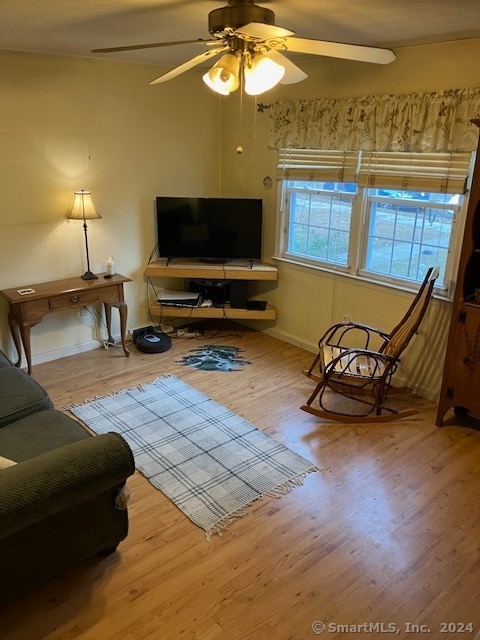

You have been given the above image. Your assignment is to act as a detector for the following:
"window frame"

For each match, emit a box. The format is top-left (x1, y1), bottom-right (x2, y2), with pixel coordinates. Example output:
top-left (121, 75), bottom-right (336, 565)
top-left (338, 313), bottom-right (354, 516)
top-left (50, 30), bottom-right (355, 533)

top-left (276, 175), bottom-right (468, 300)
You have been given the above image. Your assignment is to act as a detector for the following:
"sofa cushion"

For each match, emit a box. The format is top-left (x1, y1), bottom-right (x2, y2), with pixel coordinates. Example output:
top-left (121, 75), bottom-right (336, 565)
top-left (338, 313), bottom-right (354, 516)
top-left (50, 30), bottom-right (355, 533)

top-left (0, 409), bottom-right (91, 462)
top-left (0, 367), bottom-right (54, 427)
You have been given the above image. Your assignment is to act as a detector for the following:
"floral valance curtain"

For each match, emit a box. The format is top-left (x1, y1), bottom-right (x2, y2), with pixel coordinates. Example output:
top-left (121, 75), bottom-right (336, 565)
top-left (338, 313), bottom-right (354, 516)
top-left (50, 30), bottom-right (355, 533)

top-left (269, 87), bottom-right (480, 152)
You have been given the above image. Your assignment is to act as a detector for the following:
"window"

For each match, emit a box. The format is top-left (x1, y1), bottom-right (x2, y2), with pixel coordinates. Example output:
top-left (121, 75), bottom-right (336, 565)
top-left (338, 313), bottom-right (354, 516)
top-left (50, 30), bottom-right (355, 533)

top-left (363, 190), bottom-right (459, 283)
top-left (277, 149), bottom-right (473, 294)
top-left (286, 182), bottom-right (355, 267)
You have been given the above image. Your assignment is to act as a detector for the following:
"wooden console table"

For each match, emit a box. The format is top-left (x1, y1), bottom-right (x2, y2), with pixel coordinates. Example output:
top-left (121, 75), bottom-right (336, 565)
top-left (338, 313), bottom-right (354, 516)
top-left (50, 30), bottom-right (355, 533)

top-left (0, 273), bottom-right (131, 374)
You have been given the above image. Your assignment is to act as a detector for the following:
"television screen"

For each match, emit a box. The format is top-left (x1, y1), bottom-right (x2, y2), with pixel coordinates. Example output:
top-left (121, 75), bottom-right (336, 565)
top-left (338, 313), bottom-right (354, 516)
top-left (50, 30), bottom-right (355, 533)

top-left (156, 197), bottom-right (263, 262)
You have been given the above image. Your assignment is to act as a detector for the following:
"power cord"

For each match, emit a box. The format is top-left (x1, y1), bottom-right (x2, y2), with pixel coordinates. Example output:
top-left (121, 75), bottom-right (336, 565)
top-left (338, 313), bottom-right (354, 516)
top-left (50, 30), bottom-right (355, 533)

top-left (175, 328), bottom-right (200, 339)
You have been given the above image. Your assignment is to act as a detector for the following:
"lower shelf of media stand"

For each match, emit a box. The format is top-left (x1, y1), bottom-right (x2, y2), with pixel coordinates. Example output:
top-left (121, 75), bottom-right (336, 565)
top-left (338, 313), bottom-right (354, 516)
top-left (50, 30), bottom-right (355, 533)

top-left (149, 302), bottom-right (276, 321)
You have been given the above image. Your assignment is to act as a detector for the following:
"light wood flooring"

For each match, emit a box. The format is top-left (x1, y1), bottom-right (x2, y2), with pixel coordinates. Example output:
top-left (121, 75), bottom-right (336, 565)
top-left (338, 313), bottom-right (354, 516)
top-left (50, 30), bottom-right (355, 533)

top-left (2, 323), bottom-right (480, 640)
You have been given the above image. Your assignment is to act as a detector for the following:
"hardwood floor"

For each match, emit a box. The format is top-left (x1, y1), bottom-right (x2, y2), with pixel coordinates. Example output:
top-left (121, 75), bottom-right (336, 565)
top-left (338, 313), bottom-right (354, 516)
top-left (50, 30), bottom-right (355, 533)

top-left (2, 323), bottom-right (480, 640)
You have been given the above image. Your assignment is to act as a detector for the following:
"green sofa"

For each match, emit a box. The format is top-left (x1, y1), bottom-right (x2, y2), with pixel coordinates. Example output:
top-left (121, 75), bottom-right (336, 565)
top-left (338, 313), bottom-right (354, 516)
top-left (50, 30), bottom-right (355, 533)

top-left (0, 350), bottom-right (135, 606)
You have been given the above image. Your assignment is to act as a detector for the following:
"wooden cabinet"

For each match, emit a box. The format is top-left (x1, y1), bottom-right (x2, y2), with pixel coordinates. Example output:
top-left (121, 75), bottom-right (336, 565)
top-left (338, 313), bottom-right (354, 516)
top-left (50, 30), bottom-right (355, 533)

top-left (436, 120), bottom-right (480, 425)
top-left (144, 260), bottom-right (278, 321)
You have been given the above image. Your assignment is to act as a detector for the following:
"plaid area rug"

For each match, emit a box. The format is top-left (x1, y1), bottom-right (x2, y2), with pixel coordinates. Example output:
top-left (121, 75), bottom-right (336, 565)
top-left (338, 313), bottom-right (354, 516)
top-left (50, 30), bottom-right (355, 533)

top-left (68, 376), bottom-right (318, 539)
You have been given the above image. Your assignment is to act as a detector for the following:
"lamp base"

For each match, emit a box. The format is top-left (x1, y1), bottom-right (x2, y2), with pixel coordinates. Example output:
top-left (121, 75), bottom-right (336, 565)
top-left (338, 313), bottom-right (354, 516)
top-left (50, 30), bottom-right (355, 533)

top-left (81, 271), bottom-right (98, 281)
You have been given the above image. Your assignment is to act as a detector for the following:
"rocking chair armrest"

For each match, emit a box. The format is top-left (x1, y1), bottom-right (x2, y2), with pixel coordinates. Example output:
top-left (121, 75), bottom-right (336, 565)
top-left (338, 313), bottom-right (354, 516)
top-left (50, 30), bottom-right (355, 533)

top-left (319, 322), bottom-right (390, 349)
top-left (323, 346), bottom-right (398, 377)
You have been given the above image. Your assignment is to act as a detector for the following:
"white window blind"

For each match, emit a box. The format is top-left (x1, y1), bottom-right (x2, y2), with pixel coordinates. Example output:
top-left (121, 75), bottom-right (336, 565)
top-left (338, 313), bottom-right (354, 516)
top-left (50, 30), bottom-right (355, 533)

top-left (277, 149), bottom-right (359, 183)
top-left (356, 151), bottom-right (472, 194)
top-left (278, 149), bottom-right (473, 194)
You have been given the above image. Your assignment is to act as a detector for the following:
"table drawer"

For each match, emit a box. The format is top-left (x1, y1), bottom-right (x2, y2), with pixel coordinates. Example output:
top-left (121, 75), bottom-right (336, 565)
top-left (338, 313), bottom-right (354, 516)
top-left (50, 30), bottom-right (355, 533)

top-left (49, 287), bottom-right (118, 310)
top-left (14, 299), bottom-right (50, 323)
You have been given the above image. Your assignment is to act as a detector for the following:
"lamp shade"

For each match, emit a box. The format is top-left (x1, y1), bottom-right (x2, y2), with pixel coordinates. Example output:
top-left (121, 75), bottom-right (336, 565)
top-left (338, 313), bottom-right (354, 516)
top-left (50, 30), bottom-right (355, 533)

top-left (202, 53), bottom-right (240, 95)
top-left (244, 54), bottom-right (285, 96)
top-left (66, 190), bottom-right (102, 221)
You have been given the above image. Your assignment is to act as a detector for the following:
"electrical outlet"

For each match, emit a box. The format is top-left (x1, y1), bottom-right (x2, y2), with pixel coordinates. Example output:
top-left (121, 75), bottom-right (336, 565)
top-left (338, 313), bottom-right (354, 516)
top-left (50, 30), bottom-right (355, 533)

top-left (80, 307), bottom-right (89, 318)
top-left (342, 313), bottom-right (350, 323)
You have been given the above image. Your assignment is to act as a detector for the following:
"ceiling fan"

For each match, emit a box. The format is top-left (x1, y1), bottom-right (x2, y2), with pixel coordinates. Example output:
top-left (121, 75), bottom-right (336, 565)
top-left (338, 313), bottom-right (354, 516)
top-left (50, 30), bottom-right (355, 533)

top-left (92, 0), bottom-right (396, 96)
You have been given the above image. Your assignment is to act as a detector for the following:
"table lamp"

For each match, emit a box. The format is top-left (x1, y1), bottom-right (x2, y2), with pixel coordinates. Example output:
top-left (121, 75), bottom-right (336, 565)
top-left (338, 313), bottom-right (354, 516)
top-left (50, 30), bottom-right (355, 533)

top-left (66, 190), bottom-right (102, 280)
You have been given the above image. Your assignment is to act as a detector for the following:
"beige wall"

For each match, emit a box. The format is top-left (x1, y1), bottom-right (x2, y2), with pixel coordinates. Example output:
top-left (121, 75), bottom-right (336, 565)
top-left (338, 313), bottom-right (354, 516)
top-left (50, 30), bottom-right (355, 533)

top-left (0, 50), bottom-right (221, 364)
top-left (219, 39), bottom-right (480, 400)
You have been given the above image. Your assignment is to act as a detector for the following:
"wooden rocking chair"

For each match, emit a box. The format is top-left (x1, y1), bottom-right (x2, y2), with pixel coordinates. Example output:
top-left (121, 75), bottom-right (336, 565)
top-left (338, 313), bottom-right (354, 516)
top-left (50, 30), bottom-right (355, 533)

top-left (301, 267), bottom-right (439, 423)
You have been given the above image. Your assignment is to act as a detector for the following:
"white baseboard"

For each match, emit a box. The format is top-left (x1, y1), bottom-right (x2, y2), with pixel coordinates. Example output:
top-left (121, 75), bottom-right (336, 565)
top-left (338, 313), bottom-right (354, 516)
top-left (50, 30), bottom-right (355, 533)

top-left (31, 339), bottom-right (103, 366)
top-left (241, 320), bottom-right (317, 354)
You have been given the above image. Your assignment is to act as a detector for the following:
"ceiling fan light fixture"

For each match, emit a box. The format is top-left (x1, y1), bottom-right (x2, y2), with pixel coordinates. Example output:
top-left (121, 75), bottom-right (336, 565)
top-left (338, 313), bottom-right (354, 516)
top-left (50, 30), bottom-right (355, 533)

top-left (202, 52), bottom-right (240, 95)
top-left (94, 2), bottom-right (397, 91)
top-left (243, 52), bottom-right (285, 96)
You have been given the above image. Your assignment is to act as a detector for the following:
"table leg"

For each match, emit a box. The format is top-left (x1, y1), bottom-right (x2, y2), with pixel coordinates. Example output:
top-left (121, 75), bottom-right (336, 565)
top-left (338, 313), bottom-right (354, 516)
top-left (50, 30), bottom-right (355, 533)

top-left (20, 321), bottom-right (33, 375)
top-left (104, 301), bottom-right (130, 357)
top-left (8, 313), bottom-right (23, 369)
top-left (118, 301), bottom-right (130, 357)
top-left (7, 314), bottom-right (32, 374)
top-left (104, 302), bottom-right (114, 344)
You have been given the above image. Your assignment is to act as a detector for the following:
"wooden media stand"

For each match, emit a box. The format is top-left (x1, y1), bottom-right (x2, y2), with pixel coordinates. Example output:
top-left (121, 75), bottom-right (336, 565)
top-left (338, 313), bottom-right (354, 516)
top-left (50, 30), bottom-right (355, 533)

top-left (144, 260), bottom-right (278, 321)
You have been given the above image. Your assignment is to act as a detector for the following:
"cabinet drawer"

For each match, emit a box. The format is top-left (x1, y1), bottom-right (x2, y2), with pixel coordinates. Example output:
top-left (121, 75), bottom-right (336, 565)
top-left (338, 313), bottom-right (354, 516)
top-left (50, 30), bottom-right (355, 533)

top-left (49, 287), bottom-right (118, 310)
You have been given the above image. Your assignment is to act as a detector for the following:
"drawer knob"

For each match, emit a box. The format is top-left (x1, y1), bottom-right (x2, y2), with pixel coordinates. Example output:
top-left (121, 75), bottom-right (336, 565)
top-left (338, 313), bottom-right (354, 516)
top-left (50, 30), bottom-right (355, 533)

top-left (70, 295), bottom-right (80, 303)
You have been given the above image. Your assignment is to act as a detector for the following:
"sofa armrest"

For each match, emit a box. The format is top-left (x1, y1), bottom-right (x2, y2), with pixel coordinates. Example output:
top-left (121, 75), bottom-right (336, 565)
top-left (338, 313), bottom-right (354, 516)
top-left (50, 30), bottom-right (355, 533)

top-left (0, 432), bottom-right (135, 539)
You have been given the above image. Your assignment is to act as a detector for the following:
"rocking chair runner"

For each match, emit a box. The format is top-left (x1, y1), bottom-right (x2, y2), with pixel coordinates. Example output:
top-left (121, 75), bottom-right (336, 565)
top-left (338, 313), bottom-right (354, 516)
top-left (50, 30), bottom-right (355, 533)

top-left (301, 267), bottom-right (439, 423)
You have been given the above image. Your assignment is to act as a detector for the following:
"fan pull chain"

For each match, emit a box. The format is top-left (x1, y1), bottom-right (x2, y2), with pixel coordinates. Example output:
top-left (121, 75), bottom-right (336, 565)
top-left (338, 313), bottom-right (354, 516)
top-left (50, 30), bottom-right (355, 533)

top-left (236, 58), bottom-right (244, 154)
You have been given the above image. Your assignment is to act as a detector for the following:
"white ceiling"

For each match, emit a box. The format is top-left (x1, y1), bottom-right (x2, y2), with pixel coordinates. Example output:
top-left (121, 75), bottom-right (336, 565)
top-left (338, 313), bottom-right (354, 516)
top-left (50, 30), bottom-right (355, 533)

top-left (1, 0), bottom-right (480, 69)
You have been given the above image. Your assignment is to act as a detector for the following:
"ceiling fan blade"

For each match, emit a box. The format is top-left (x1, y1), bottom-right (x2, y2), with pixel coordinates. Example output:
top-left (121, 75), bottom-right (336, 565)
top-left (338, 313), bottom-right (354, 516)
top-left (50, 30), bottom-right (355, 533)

top-left (235, 22), bottom-right (295, 41)
top-left (265, 50), bottom-right (308, 85)
top-left (149, 46), bottom-right (228, 85)
top-left (92, 39), bottom-right (218, 54)
top-left (280, 37), bottom-right (396, 65)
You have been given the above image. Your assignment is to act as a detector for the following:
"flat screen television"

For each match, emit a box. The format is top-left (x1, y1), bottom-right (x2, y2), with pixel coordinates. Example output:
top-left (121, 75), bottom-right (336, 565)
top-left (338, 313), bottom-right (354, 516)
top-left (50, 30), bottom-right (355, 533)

top-left (156, 196), bottom-right (263, 263)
